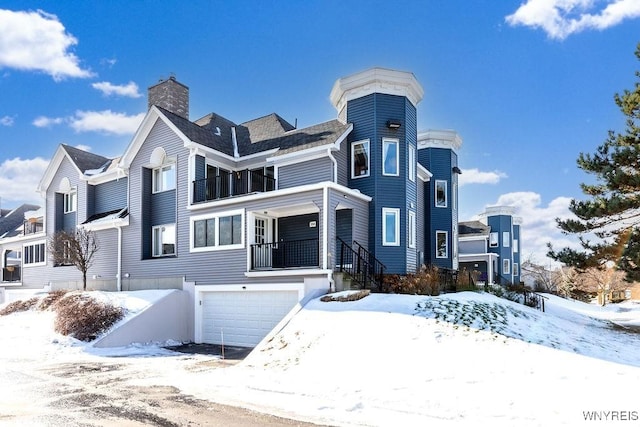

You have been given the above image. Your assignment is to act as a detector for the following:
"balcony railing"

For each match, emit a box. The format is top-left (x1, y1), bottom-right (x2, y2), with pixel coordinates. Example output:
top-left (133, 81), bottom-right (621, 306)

top-left (250, 238), bottom-right (319, 270)
top-left (193, 169), bottom-right (276, 203)
top-left (24, 220), bottom-right (43, 235)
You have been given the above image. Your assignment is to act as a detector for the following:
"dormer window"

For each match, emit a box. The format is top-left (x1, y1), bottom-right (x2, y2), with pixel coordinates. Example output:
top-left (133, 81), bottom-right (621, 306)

top-left (64, 189), bottom-right (77, 213)
top-left (153, 163), bottom-right (176, 193)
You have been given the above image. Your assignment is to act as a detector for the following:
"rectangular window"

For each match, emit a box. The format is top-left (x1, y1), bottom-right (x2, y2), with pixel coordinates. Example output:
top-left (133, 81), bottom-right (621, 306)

top-left (435, 180), bottom-right (447, 208)
top-left (382, 208), bottom-right (400, 246)
top-left (23, 241), bottom-right (46, 266)
top-left (503, 259), bottom-right (511, 275)
top-left (152, 224), bottom-right (176, 257)
top-left (382, 138), bottom-right (399, 176)
top-left (153, 163), bottom-right (176, 193)
top-left (408, 145), bottom-right (416, 182)
top-left (64, 190), bottom-right (77, 213)
top-left (503, 231), bottom-right (510, 247)
top-left (489, 232), bottom-right (498, 248)
top-left (408, 211), bottom-right (416, 249)
top-left (436, 231), bottom-right (448, 258)
top-left (191, 210), bottom-right (244, 251)
top-left (351, 140), bottom-right (370, 178)
top-left (513, 239), bottom-right (519, 253)
top-left (513, 263), bottom-right (519, 277)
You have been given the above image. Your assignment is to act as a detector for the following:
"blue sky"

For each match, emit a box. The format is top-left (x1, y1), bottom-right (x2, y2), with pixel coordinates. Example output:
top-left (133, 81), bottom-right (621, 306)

top-left (1, 0), bottom-right (639, 265)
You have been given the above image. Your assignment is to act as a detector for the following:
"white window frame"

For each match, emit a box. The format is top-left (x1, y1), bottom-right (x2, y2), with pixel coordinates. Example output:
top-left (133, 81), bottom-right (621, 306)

top-left (503, 259), bottom-right (511, 275)
top-left (23, 240), bottom-right (46, 267)
top-left (513, 263), bottom-right (519, 277)
top-left (64, 189), bottom-right (77, 214)
top-left (489, 232), bottom-right (498, 248)
top-left (513, 239), bottom-right (519, 253)
top-left (382, 208), bottom-right (400, 246)
top-left (351, 139), bottom-right (370, 179)
top-left (408, 145), bottom-right (416, 182)
top-left (152, 223), bottom-right (176, 257)
top-left (152, 163), bottom-right (176, 193)
top-left (190, 209), bottom-right (245, 252)
top-left (382, 138), bottom-right (399, 177)
top-left (503, 231), bottom-right (510, 248)
top-left (408, 210), bottom-right (416, 249)
top-left (435, 180), bottom-right (448, 208)
top-left (436, 231), bottom-right (448, 259)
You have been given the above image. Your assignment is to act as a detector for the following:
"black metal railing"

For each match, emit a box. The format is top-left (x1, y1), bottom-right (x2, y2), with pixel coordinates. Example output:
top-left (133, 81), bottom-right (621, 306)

top-left (23, 220), bottom-right (43, 235)
top-left (337, 238), bottom-right (386, 290)
top-left (523, 288), bottom-right (547, 312)
top-left (250, 238), bottom-right (319, 270)
top-left (193, 169), bottom-right (276, 203)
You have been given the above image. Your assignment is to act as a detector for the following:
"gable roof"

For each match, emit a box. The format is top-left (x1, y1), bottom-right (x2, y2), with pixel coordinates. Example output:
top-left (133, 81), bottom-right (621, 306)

top-left (161, 108), bottom-right (236, 156)
top-left (61, 145), bottom-right (111, 173)
top-left (0, 203), bottom-right (41, 238)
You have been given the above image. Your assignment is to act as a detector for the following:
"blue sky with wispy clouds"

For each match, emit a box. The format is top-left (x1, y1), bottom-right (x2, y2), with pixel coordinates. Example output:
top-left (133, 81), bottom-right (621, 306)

top-left (0, 0), bottom-right (639, 264)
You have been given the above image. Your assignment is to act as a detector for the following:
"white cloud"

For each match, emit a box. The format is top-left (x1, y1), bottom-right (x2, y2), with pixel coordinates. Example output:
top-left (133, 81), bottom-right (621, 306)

top-left (506, 0), bottom-right (640, 40)
top-left (459, 168), bottom-right (508, 186)
top-left (0, 9), bottom-right (93, 80)
top-left (32, 116), bottom-right (64, 128)
top-left (485, 191), bottom-right (580, 266)
top-left (0, 115), bottom-right (14, 126)
top-left (0, 157), bottom-right (48, 206)
top-left (92, 81), bottom-right (142, 98)
top-left (69, 110), bottom-right (145, 135)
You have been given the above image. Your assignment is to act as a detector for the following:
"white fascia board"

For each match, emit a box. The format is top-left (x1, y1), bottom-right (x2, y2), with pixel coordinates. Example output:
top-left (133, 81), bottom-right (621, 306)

top-left (0, 231), bottom-right (47, 247)
top-left (119, 107), bottom-right (192, 169)
top-left (459, 235), bottom-right (488, 242)
top-left (418, 129), bottom-right (463, 154)
top-left (330, 68), bottom-right (424, 113)
top-left (187, 181), bottom-right (371, 211)
top-left (37, 145), bottom-right (83, 194)
top-left (459, 253), bottom-right (500, 260)
top-left (417, 163), bottom-right (432, 182)
top-left (80, 216), bottom-right (129, 232)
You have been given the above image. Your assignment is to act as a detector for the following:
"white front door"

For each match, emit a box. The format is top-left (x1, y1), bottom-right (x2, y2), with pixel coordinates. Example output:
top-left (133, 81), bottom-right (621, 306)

top-left (254, 217), bottom-right (272, 268)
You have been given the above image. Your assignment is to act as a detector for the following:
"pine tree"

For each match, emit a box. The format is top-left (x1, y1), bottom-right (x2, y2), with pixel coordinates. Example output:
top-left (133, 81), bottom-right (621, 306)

top-left (548, 43), bottom-right (640, 281)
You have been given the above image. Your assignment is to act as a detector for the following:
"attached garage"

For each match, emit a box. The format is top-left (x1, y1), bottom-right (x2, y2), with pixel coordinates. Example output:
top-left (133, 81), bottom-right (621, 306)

top-left (196, 284), bottom-right (303, 347)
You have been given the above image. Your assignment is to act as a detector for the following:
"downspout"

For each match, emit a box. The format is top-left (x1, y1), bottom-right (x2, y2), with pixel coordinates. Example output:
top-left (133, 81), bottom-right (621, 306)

top-left (116, 225), bottom-right (122, 292)
top-left (323, 185), bottom-right (331, 291)
top-left (327, 148), bottom-right (338, 183)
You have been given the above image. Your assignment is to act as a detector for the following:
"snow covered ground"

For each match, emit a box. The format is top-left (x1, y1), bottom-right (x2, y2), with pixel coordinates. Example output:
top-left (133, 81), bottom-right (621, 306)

top-left (2, 290), bottom-right (640, 426)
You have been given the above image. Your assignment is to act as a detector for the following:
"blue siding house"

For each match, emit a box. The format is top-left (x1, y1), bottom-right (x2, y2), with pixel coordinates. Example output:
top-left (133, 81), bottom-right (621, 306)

top-left (0, 68), bottom-right (523, 347)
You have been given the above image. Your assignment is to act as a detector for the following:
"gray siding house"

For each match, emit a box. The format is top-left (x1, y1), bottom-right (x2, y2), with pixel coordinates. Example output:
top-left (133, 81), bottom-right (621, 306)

top-left (1, 68), bottom-right (483, 347)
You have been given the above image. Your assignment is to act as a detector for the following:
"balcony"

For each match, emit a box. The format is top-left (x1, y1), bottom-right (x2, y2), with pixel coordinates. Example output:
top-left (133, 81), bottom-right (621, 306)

top-left (250, 238), bottom-right (319, 270)
top-left (193, 169), bottom-right (276, 204)
top-left (23, 219), bottom-right (43, 235)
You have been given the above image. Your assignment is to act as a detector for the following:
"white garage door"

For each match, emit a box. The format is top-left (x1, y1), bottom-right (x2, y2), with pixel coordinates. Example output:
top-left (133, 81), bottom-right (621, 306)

top-left (201, 290), bottom-right (300, 347)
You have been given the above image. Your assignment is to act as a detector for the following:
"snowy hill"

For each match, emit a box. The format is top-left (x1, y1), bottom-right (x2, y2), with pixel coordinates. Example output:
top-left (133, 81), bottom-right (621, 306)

top-left (2, 290), bottom-right (640, 426)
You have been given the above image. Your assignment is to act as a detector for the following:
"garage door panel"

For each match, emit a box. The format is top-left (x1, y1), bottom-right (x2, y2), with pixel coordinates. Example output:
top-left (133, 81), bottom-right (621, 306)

top-left (201, 290), bottom-right (299, 347)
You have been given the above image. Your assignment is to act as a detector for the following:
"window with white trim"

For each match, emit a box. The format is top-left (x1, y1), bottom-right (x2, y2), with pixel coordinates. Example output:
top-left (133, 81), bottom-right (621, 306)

top-left (152, 163), bottom-right (176, 193)
top-left (408, 211), bottom-right (416, 249)
top-left (191, 210), bottom-right (244, 251)
top-left (382, 138), bottom-right (399, 176)
top-left (489, 232), bottom-right (498, 248)
top-left (382, 208), bottom-right (400, 246)
top-left (408, 145), bottom-right (416, 182)
top-left (351, 139), bottom-right (370, 178)
top-left (152, 224), bottom-right (176, 257)
top-left (503, 259), bottom-right (511, 275)
top-left (513, 263), bottom-right (519, 277)
top-left (23, 241), bottom-right (46, 266)
top-left (503, 231), bottom-right (510, 247)
top-left (513, 239), bottom-right (519, 253)
top-left (435, 180), bottom-right (447, 207)
top-left (64, 189), bottom-right (77, 213)
top-left (436, 231), bottom-right (448, 258)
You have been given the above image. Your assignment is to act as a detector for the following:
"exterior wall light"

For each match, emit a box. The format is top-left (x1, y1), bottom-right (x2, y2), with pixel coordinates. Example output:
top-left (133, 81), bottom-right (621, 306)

top-left (386, 120), bottom-right (401, 129)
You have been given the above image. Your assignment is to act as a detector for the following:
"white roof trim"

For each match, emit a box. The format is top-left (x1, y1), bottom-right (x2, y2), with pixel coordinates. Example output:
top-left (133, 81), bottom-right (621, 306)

top-left (417, 163), bottom-right (432, 182)
top-left (330, 68), bottom-right (424, 114)
top-left (418, 129), bottom-right (463, 154)
top-left (37, 145), bottom-right (83, 194)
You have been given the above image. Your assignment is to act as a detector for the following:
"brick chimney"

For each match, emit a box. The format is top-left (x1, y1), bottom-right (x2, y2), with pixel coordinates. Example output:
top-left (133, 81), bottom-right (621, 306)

top-left (148, 75), bottom-right (189, 119)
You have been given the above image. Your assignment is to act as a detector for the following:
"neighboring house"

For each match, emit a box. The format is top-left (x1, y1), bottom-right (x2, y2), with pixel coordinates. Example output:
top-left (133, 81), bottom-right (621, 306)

top-left (2, 68), bottom-right (468, 347)
top-left (459, 206), bottom-right (522, 285)
top-left (0, 204), bottom-right (42, 286)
